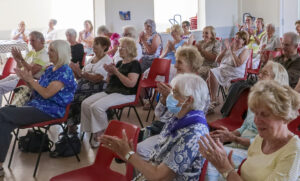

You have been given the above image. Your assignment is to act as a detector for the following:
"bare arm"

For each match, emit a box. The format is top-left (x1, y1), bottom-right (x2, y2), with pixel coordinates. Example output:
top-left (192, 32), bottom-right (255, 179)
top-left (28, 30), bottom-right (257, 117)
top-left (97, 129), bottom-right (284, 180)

top-left (115, 72), bottom-right (139, 88)
top-left (160, 40), bottom-right (172, 58)
top-left (230, 48), bottom-right (249, 67)
top-left (187, 34), bottom-right (195, 45)
top-left (141, 34), bottom-right (161, 54)
top-left (216, 49), bottom-right (227, 63)
top-left (81, 72), bottom-right (104, 83)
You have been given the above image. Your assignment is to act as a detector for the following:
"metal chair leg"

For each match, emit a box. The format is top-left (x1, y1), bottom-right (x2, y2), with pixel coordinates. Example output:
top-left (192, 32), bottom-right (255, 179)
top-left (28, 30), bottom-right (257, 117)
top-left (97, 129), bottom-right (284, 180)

top-left (33, 128), bottom-right (48, 177)
top-left (8, 128), bottom-right (19, 168)
top-left (133, 106), bottom-right (144, 128)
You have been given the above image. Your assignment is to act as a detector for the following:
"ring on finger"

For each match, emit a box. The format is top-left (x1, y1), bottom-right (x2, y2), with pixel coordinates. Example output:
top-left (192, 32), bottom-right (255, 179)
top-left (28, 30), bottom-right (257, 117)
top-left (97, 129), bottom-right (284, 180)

top-left (206, 151), bottom-right (211, 155)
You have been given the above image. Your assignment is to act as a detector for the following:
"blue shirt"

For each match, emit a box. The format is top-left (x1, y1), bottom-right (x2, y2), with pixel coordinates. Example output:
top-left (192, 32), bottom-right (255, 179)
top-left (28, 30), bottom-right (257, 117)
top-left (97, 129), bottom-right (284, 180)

top-left (27, 65), bottom-right (77, 118)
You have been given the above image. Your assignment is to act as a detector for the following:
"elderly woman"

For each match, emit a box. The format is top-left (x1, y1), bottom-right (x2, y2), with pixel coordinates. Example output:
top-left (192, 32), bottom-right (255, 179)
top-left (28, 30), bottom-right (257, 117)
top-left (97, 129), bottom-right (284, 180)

top-left (78, 20), bottom-right (94, 56)
top-left (0, 40), bottom-right (77, 177)
top-left (160, 24), bottom-right (187, 64)
top-left (67, 37), bottom-right (112, 135)
top-left (246, 17), bottom-right (266, 55)
top-left (65, 28), bottom-right (84, 69)
top-left (101, 73), bottom-right (210, 181)
top-left (139, 19), bottom-right (163, 72)
top-left (206, 61), bottom-right (290, 180)
top-left (113, 25), bottom-right (142, 64)
top-left (181, 20), bottom-right (195, 45)
top-left (138, 46), bottom-right (205, 160)
top-left (44, 19), bottom-right (57, 44)
top-left (11, 21), bottom-right (29, 42)
top-left (199, 80), bottom-right (300, 180)
top-left (195, 26), bottom-right (221, 80)
top-left (207, 31), bottom-right (250, 107)
top-left (80, 37), bottom-right (142, 148)
top-left (97, 25), bottom-right (120, 58)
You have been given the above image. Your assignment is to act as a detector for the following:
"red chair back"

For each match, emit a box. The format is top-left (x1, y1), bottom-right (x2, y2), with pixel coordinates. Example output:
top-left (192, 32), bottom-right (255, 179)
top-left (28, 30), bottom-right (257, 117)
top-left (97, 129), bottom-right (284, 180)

top-left (82, 53), bottom-right (87, 67)
top-left (288, 110), bottom-right (300, 137)
top-left (1, 57), bottom-right (16, 79)
top-left (199, 160), bottom-right (208, 181)
top-left (146, 58), bottom-right (171, 83)
top-left (215, 37), bottom-right (222, 41)
top-left (237, 158), bottom-right (247, 175)
top-left (94, 120), bottom-right (140, 180)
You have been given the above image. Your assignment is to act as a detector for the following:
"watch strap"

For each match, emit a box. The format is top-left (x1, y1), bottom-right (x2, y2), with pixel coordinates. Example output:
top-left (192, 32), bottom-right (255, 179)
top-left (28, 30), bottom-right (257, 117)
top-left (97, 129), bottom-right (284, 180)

top-left (125, 151), bottom-right (135, 161)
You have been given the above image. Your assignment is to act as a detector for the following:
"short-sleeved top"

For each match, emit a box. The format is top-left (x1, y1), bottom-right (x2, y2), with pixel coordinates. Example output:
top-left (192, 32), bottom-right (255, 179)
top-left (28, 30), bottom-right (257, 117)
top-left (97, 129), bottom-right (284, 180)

top-left (145, 113), bottom-right (209, 181)
top-left (275, 54), bottom-right (300, 88)
top-left (260, 34), bottom-right (281, 51)
top-left (83, 54), bottom-right (112, 80)
top-left (71, 43), bottom-right (84, 68)
top-left (247, 30), bottom-right (266, 54)
top-left (11, 29), bottom-right (30, 41)
top-left (27, 65), bottom-right (77, 118)
top-left (241, 135), bottom-right (300, 181)
top-left (198, 39), bottom-right (221, 66)
top-left (108, 33), bottom-right (120, 57)
top-left (24, 47), bottom-right (50, 79)
top-left (105, 60), bottom-right (141, 95)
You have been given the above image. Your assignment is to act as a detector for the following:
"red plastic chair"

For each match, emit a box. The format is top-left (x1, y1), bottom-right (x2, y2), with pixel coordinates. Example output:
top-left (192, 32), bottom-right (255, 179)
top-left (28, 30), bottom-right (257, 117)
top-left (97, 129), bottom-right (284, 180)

top-left (215, 37), bottom-right (222, 41)
top-left (109, 74), bottom-right (144, 128)
top-left (81, 52), bottom-right (87, 67)
top-left (50, 120), bottom-right (140, 181)
top-left (0, 57), bottom-right (16, 79)
top-left (8, 104), bottom-right (80, 177)
top-left (237, 158), bottom-right (247, 175)
top-left (288, 110), bottom-right (300, 137)
top-left (199, 160), bottom-right (208, 181)
top-left (209, 89), bottom-right (249, 131)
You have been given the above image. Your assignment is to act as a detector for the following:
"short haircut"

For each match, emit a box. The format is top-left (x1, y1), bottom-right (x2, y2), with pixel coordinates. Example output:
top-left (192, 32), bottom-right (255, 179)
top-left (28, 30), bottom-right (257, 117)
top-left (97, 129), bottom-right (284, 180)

top-left (265, 61), bottom-right (289, 86)
top-left (170, 73), bottom-right (209, 111)
top-left (283, 32), bottom-right (299, 46)
top-left (29, 31), bottom-right (45, 44)
top-left (295, 20), bottom-right (300, 26)
top-left (248, 80), bottom-right (300, 123)
top-left (97, 25), bottom-right (110, 36)
top-left (144, 19), bottom-right (157, 33)
top-left (236, 31), bottom-right (249, 45)
top-left (256, 17), bottom-right (264, 29)
top-left (50, 19), bottom-right (57, 26)
top-left (65, 28), bottom-right (77, 38)
top-left (182, 21), bottom-right (190, 27)
top-left (122, 25), bottom-right (138, 39)
top-left (84, 20), bottom-right (93, 32)
top-left (203, 26), bottom-right (216, 40)
top-left (94, 36), bottom-right (111, 52)
top-left (119, 37), bottom-right (137, 58)
top-left (49, 40), bottom-right (71, 67)
top-left (171, 24), bottom-right (183, 35)
top-left (175, 46), bottom-right (204, 74)
top-left (266, 23), bottom-right (275, 31)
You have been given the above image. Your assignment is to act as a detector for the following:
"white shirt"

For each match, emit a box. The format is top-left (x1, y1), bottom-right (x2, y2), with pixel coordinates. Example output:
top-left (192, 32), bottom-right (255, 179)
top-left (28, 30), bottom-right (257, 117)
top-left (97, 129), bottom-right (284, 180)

top-left (44, 29), bottom-right (57, 43)
top-left (11, 29), bottom-right (30, 41)
top-left (83, 54), bottom-right (112, 80)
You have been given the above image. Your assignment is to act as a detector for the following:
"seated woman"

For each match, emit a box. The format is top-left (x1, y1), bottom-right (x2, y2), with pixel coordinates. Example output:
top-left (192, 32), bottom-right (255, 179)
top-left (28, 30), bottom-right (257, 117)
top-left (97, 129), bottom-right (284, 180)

top-left (80, 37), bottom-right (142, 148)
top-left (196, 26), bottom-right (221, 80)
top-left (97, 25), bottom-right (120, 58)
top-left (78, 20), bottom-right (94, 56)
top-left (139, 19), bottom-right (163, 72)
top-left (67, 36), bottom-right (112, 134)
top-left (0, 40), bottom-right (77, 177)
top-left (101, 73), bottom-right (210, 181)
top-left (206, 61), bottom-right (290, 181)
top-left (207, 31), bottom-right (250, 107)
top-left (113, 25), bottom-right (143, 64)
top-left (65, 28), bottom-right (84, 69)
top-left (199, 80), bottom-right (300, 180)
top-left (181, 20), bottom-right (195, 45)
top-left (138, 46), bottom-right (205, 160)
top-left (160, 24), bottom-right (187, 64)
top-left (246, 17), bottom-right (266, 56)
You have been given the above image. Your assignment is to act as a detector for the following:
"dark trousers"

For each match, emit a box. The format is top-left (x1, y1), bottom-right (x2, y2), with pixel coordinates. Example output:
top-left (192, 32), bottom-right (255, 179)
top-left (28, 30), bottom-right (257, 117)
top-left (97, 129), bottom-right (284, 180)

top-left (0, 106), bottom-right (53, 162)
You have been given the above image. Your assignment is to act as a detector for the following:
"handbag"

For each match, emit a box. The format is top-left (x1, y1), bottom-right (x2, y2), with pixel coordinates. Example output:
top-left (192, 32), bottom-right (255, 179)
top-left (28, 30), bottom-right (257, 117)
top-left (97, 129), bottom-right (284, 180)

top-left (11, 85), bottom-right (32, 106)
top-left (50, 135), bottom-right (81, 158)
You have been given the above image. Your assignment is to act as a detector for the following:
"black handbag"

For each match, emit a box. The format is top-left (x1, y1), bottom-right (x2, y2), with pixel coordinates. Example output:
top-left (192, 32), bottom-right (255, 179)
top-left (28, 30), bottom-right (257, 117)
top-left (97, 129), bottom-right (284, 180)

top-left (18, 129), bottom-right (53, 153)
top-left (50, 135), bottom-right (81, 158)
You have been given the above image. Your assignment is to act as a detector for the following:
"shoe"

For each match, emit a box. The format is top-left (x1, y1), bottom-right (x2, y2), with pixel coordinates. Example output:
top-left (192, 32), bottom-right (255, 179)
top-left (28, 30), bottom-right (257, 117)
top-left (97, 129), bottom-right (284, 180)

top-left (0, 167), bottom-right (4, 177)
top-left (90, 135), bottom-right (100, 148)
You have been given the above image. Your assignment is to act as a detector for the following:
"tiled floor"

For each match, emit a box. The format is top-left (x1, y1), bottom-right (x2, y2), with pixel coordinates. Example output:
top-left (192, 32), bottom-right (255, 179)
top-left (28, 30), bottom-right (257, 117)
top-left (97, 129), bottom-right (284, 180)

top-left (0, 97), bottom-right (223, 181)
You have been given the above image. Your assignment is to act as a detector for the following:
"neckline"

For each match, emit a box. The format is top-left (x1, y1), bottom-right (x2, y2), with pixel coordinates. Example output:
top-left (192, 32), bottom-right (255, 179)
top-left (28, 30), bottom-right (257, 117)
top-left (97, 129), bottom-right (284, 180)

top-left (260, 135), bottom-right (296, 155)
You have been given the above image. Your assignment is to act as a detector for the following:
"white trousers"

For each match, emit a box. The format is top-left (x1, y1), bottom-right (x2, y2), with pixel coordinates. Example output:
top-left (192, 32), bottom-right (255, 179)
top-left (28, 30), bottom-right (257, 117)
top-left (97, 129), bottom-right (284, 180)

top-left (80, 92), bottom-right (135, 133)
top-left (137, 134), bottom-right (160, 161)
top-left (0, 74), bottom-right (19, 106)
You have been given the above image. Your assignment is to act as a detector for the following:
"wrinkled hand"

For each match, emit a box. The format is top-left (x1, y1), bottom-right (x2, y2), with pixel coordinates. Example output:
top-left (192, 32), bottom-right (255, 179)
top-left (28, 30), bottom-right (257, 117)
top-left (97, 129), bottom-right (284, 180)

top-left (198, 134), bottom-right (234, 173)
top-left (104, 63), bottom-right (118, 75)
top-left (210, 126), bottom-right (236, 143)
top-left (11, 47), bottom-right (23, 62)
top-left (156, 82), bottom-right (172, 105)
top-left (100, 129), bottom-right (134, 160)
top-left (14, 67), bottom-right (34, 82)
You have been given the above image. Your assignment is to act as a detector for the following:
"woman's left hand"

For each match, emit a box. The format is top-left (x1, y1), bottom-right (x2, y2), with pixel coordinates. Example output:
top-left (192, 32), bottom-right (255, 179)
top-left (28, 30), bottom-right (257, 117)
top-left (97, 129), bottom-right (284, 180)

top-left (14, 67), bottom-right (34, 83)
top-left (100, 129), bottom-right (134, 160)
top-left (198, 134), bottom-right (234, 173)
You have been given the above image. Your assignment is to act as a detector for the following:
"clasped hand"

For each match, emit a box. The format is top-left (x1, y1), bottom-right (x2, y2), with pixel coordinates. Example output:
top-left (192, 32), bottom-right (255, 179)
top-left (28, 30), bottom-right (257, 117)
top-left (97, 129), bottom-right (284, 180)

top-left (14, 67), bottom-right (33, 82)
top-left (104, 63), bottom-right (118, 75)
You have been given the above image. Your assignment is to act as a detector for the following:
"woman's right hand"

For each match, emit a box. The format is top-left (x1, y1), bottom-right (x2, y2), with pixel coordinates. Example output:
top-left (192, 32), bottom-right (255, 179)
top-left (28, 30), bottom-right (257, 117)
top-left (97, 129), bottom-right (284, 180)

top-left (157, 82), bottom-right (171, 105)
top-left (210, 126), bottom-right (236, 143)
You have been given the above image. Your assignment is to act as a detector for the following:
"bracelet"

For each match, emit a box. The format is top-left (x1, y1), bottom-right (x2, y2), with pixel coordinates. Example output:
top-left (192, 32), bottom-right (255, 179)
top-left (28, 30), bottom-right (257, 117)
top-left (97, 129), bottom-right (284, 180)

top-left (221, 168), bottom-right (235, 179)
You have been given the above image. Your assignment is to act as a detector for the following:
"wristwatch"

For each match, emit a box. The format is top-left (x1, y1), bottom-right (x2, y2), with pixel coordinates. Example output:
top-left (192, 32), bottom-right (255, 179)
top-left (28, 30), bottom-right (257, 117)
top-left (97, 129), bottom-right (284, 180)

top-left (125, 151), bottom-right (135, 161)
top-left (221, 168), bottom-right (235, 179)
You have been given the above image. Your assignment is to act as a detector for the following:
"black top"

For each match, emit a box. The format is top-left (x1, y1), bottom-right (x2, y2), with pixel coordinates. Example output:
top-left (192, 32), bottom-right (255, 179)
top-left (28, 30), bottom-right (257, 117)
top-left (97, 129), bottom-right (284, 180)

top-left (71, 43), bottom-right (84, 69)
top-left (105, 60), bottom-right (142, 95)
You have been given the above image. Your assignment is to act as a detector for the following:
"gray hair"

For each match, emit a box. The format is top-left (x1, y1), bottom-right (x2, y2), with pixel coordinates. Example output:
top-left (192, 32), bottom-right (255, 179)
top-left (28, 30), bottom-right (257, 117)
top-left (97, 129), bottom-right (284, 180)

top-left (144, 19), bottom-right (157, 34)
top-left (97, 25), bottom-right (110, 36)
top-left (49, 40), bottom-right (71, 67)
top-left (170, 73), bottom-right (209, 111)
top-left (29, 31), bottom-right (45, 44)
top-left (122, 25), bottom-right (138, 40)
top-left (284, 32), bottom-right (299, 45)
top-left (50, 19), bottom-right (57, 26)
top-left (266, 23), bottom-right (275, 31)
top-left (65, 28), bottom-right (77, 38)
top-left (266, 61), bottom-right (289, 86)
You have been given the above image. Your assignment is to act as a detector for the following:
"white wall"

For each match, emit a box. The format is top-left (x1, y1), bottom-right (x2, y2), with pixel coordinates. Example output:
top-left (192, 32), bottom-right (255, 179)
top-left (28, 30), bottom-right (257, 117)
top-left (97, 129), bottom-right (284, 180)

top-left (94, 0), bottom-right (154, 35)
top-left (282, 0), bottom-right (299, 33)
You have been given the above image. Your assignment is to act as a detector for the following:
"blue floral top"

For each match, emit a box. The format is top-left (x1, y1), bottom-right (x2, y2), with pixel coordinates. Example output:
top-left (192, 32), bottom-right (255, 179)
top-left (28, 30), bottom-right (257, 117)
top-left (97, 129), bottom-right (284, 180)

top-left (145, 111), bottom-right (209, 181)
top-left (27, 65), bottom-right (77, 118)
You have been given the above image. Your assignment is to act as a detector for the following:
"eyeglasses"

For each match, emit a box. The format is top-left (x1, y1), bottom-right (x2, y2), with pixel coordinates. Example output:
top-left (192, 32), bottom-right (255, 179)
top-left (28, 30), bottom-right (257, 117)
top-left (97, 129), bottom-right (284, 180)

top-left (118, 46), bottom-right (126, 50)
top-left (122, 33), bottom-right (131, 37)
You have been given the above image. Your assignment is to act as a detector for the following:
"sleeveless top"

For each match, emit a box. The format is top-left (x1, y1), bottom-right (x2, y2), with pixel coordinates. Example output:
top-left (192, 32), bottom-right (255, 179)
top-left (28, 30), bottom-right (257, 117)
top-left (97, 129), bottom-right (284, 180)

top-left (164, 39), bottom-right (185, 64)
top-left (142, 33), bottom-right (162, 58)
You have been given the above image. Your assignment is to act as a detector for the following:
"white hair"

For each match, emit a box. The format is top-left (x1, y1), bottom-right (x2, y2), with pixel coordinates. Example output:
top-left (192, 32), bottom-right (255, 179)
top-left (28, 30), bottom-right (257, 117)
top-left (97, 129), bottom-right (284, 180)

top-left (65, 28), bottom-right (77, 38)
top-left (266, 61), bottom-right (289, 86)
top-left (122, 25), bottom-right (138, 40)
top-left (97, 25), bottom-right (110, 35)
top-left (170, 73), bottom-right (209, 111)
top-left (284, 32), bottom-right (299, 45)
top-left (49, 40), bottom-right (71, 67)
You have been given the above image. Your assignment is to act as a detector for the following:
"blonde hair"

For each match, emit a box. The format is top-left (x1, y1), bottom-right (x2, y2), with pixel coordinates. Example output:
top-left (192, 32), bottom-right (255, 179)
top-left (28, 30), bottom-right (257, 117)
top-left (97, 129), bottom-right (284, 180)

top-left (175, 46), bottom-right (204, 74)
top-left (265, 61), bottom-right (289, 86)
top-left (236, 31), bottom-right (249, 45)
top-left (49, 40), bottom-right (71, 68)
top-left (119, 37), bottom-right (137, 59)
top-left (248, 80), bottom-right (300, 123)
top-left (171, 24), bottom-right (183, 35)
top-left (203, 26), bottom-right (216, 40)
